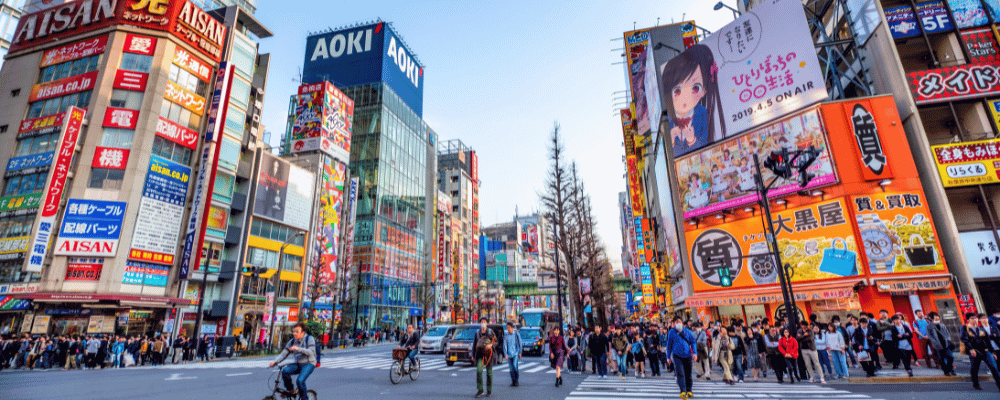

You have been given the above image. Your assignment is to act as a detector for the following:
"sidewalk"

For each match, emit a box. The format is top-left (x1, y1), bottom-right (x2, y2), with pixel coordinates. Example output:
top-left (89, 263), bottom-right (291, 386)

top-left (844, 358), bottom-right (994, 384)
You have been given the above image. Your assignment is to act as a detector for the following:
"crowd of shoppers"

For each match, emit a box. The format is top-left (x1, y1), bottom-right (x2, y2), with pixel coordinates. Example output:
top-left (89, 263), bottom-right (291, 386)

top-left (0, 333), bottom-right (218, 371)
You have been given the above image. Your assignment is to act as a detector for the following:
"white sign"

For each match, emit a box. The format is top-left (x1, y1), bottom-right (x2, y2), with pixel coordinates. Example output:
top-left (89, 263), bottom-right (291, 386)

top-left (284, 164), bottom-right (315, 231)
top-left (960, 230), bottom-right (1000, 279)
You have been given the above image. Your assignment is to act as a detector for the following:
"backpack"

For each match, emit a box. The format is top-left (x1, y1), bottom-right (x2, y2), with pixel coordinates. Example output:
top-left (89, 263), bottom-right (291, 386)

top-left (476, 330), bottom-right (495, 352)
top-left (311, 335), bottom-right (322, 364)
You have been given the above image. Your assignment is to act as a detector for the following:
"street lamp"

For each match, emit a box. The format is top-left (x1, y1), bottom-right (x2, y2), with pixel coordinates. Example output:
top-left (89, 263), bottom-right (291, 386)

top-left (713, 1), bottom-right (740, 19)
top-left (268, 230), bottom-right (305, 350)
top-left (653, 42), bottom-right (682, 55)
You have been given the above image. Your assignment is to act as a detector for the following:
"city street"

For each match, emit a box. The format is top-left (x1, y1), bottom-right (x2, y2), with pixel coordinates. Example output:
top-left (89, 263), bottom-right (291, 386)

top-left (1, 343), bottom-right (995, 400)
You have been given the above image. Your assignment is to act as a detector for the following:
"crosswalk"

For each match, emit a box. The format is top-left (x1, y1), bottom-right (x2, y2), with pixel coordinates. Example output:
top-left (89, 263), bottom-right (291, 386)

top-left (148, 354), bottom-right (566, 375)
top-left (566, 375), bottom-right (886, 400)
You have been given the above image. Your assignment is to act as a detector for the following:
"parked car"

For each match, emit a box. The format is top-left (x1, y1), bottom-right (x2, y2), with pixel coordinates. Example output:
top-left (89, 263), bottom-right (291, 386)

top-left (445, 324), bottom-right (505, 366)
top-left (420, 325), bottom-right (456, 354)
top-left (519, 327), bottom-right (545, 356)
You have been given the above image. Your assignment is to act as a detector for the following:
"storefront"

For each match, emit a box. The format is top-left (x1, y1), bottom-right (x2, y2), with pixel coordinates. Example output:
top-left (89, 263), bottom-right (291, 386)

top-left (0, 295), bottom-right (31, 335)
top-left (13, 292), bottom-right (191, 336)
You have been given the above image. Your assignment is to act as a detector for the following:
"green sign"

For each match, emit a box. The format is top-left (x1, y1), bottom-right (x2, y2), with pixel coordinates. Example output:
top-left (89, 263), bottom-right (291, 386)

top-left (0, 193), bottom-right (42, 213)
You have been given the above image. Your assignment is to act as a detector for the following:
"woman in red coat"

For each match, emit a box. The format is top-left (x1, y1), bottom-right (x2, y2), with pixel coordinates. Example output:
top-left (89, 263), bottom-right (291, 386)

top-left (549, 327), bottom-right (568, 387)
top-left (779, 328), bottom-right (801, 383)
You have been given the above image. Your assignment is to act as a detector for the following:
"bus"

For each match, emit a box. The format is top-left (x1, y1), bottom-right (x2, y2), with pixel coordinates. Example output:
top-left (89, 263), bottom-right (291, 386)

top-left (519, 308), bottom-right (560, 334)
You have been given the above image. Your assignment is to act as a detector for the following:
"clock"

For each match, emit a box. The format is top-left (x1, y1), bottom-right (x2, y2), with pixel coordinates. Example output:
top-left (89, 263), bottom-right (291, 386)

top-left (856, 214), bottom-right (898, 273)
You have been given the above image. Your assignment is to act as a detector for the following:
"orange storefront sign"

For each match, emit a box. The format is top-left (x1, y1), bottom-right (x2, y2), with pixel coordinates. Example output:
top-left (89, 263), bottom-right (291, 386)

top-left (164, 80), bottom-right (205, 115)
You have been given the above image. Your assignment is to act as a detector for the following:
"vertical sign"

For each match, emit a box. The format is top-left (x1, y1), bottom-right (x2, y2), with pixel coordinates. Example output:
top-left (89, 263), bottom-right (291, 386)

top-left (342, 177), bottom-right (359, 300)
top-left (26, 107), bottom-right (85, 272)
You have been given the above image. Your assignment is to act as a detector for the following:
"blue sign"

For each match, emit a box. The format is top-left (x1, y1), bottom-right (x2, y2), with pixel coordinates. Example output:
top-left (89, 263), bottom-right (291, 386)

top-left (409, 308), bottom-right (422, 316)
top-left (123, 260), bottom-right (169, 287)
top-left (59, 199), bottom-right (127, 240)
top-left (303, 22), bottom-right (424, 116)
top-left (6, 152), bottom-right (53, 171)
top-left (142, 155), bottom-right (191, 206)
top-left (0, 295), bottom-right (31, 311)
top-left (885, 1), bottom-right (953, 39)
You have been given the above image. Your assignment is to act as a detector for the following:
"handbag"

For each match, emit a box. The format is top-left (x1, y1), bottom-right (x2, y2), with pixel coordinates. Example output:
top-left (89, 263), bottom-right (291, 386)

top-left (857, 350), bottom-right (871, 362)
top-left (903, 234), bottom-right (938, 267)
top-left (819, 238), bottom-right (858, 276)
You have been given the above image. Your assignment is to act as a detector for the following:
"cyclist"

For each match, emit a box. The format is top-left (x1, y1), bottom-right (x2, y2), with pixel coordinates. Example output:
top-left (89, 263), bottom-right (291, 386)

top-left (399, 324), bottom-right (420, 371)
top-left (269, 323), bottom-right (317, 400)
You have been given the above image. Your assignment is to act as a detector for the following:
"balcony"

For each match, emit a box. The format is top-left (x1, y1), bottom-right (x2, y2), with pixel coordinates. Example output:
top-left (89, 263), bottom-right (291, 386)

top-left (230, 191), bottom-right (247, 212)
top-left (225, 226), bottom-right (243, 245)
top-left (219, 260), bottom-right (237, 281)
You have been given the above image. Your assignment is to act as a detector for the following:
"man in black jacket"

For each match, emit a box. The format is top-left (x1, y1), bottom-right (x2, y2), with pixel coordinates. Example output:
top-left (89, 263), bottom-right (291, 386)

top-left (852, 318), bottom-right (878, 377)
top-left (890, 316), bottom-right (915, 377)
top-left (961, 315), bottom-right (1000, 391)
top-left (588, 326), bottom-right (609, 378)
top-left (399, 324), bottom-right (420, 371)
top-left (473, 317), bottom-right (496, 398)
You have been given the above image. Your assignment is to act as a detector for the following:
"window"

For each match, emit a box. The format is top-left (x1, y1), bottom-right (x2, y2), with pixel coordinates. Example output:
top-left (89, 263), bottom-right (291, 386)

top-left (159, 99), bottom-right (202, 131)
top-left (120, 53), bottom-right (153, 73)
top-left (88, 168), bottom-right (125, 190)
top-left (0, 125), bottom-right (7, 134)
top-left (168, 65), bottom-right (209, 94)
top-left (3, 173), bottom-right (47, 196)
top-left (109, 89), bottom-right (143, 109)
top-left (451, 190), bottom-right (458, 197)
top-left (26, 91), bottom-right (92, 119)
top-left (14, 133), bottom-right (57, 156)
top-left (151, 136), bottom-right (193, 165)
top-left (38, 55), bottom-right (99, 84)
top-left (248, 219), bottom-right (306, 246)
top-left (0, 216), bottom-right (32, 239)
top-left (99, 128), bottom-right (135, 149)
top-left (450, 176), bottom-right (458, 183)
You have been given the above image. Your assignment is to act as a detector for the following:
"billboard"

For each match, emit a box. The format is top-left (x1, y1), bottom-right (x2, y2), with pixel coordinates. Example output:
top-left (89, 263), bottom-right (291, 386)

top-left (960, 28), bottom-right (999, 64)
top-left (315, 157), bottom-right (347, 286)
top-left (653, 144), bottom-right (682, 275)
top-left (959, 230), bottom-right (1000, 279)
top-left (254, 152), bottom-right (290, 222)
top-left (0, 193), bottom-right (42, 218)
top-left (852, 192), bottom-right (945, 274)
top-left (40, 35), bottom-right (108, 67)
top-left (65, 258), bottom-right (104, 281)
top-left (908, 63), bottom-right (1000, 104)
top-left (932, 137), bottom-right (1000, 187)
top-left (129, 155), bottom-right (191, 266)
top-left (660, 0), bottom-right (826, 158)
top-left (303, 22), bottom-right (424, 116)
top-left (621, 109), bottom-right (646, 217)
top-left (686, 198), bottom-right (859, 292)
top-left (674, 107), bottom-right (836, 219)
top-left (54, 200), bottom-right (127, 257)
top-left (947, 0), bottom-right (990, 28)
top-left (884, 1), bottom-right (954, 38)
top-left (624, 22), bottom-right (699, 142)
top-left (26, 107), bottom-right (85, 272)
top-left (290, 82), bottom-right (355, 163)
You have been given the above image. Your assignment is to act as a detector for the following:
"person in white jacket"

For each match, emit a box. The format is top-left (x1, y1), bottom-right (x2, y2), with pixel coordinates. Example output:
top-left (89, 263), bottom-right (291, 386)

top-left (269, 323), bottom-right (317, 400)
top-left (825, 323), bottom-right (849, 379)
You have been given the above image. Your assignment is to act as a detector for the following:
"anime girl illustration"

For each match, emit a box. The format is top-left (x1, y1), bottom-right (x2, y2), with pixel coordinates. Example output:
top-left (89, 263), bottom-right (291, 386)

top-left (662, 44), bottom-right (726, 157)
top-left (686, 172), bottom-right (710, 209)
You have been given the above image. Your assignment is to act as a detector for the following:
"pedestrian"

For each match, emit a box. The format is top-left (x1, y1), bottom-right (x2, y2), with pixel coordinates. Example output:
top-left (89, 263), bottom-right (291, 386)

top-left (645, 327), bottom-right (661, 377)
top-left (838, 315), bottom-right (858, 368)
top-left (151, 336), bottom-right (164, 366)
top-left (911, 310), bottom-right (935, 368)
top-left (566, 329), bottom-right (579, 373)
top-left (876, 310), bottom-right (893, 370)
top-left (473, 317), bottom-right (496, 398)
top-left (797, 322), bottom-right (824, 383)
top-left (63, 337), bottom-right (79, 370)
top-left (715, 326), bottom-right (735, 385)
top-left (630, 332), bottom-right (646, 378)
top-left (890, 315), bottom-right (915, 377)
top-left (694, 323), bottom-right (712, 380)
top-left (549, 326), bottom-right (568, 386)
top-left (726, 326), bottom-right (745, 383)
top-left (826, 323), bottom-right (848, 379)
top-left (978, 313), bottom-right (1000, 360)
top-left (112, 338), bottom-right (125, 368)
top-left (198, 336), bottom-right (210, 362)
top-left (503, 322), bottom-right (522, 387)
top-left (579, 328), bottom-right (590, 374)
top-left (172, 335), bottom-right (185, 364)
top-left (665, 317), bottom-right (696, 399)
top-left (611, 326), bottom-right (629, 378)
top-left (745, 323), bottom-right (765, 381)
top-left (764, 326), bottom-right (786, 383)
top-left (588, 326), bottom-right (609, 378)
top-left (779, 328), bottom-right (800, 383)
top-left (926, 312), bottom-right (955, 376)
top-left (814, 325), bottom-right (834, 378)
top-left (852, 317), bottom-right (878, 377)
top-left (961, 314), bottom-right (1000, 391)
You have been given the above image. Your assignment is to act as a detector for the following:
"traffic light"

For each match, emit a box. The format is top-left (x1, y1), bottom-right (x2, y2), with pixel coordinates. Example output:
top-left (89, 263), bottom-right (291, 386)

top-left (242, 265), bottom-right (267, 277)
top-left (796, 146), bottom-right (821, 188)
top-left (763, 149), bottom-right (793, 179)
top-left (717, 267), bottom-right (733, 287)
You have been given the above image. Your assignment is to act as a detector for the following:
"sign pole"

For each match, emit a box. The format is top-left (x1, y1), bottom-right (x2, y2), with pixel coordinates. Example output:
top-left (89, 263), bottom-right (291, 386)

top-left (753, 154), bottom-right (798, 333)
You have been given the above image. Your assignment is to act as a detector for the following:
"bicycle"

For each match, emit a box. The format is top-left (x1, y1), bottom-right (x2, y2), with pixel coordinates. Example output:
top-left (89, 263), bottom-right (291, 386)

top-left (389, 347), bottom-right (420, 384)
top-left (264, 367), bottom-right (317, 400)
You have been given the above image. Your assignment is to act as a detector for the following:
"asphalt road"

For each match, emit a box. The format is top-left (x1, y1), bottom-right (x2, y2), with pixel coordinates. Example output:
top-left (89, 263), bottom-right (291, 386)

top-left (1, 343), bottom-right (996, 400)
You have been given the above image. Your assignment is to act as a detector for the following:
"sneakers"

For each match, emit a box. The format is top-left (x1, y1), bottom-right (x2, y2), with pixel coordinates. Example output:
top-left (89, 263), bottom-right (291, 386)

top-left (907, 370), bottom-right (913, 377)
top-left (808, 378), bottom-right (815, 383)
top-left (738, 379), bottom-right (744, 383)
top-left (820, 379), bottom-right (826, 384)
top-left (687, 392), bottom-right (695, 398)
top-left (680, 393), bottom-right (688, 399)
top-left (475, 390), bottom-right (485, 398)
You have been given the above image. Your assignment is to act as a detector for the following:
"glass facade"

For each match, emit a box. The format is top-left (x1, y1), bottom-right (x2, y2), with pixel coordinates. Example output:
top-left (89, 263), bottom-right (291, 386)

top-left (0, 0), bottom-right (25, 65)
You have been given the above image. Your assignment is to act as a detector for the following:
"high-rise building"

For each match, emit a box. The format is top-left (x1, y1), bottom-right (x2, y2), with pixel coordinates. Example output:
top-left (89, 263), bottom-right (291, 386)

top-left (0, 0), bottom-right (26, 62)
top-left (295, 21), bottom-right (436, 330)
top-left (437, 139), bottom-right (480, 322)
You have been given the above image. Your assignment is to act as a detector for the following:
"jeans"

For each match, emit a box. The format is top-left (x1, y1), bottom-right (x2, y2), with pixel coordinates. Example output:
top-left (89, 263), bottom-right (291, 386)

top-left (649, 352), bottom-right (661, 376)
top-left (817, 349), bottom-right (833, 376)
top-left (897, 348), bottom-right (912, 371)
top-left (830, 350), bottom-right (849, 378)
top-left (970, 350), bottom-right (1000, 390)
top-left (672, 355), bottom-right (693, 392)
top-left (937, 347), bottom-right (954, 375)
top-left (593, 353), bottom-right (607, 377)
top-left (784, 357), bottom-right (800, 381)
top-left (508, 355), bottom-right (520, 383)
top-left (281, 363), bottom-right (315, 400)
top-left (476, 358), bottom-right (493, 392)
top-left (732, 354), bottom-right (744, 380)
top-left (615, 352), bottom-right (628, 376)
top-left (407, 348), bottom-right (418, 370)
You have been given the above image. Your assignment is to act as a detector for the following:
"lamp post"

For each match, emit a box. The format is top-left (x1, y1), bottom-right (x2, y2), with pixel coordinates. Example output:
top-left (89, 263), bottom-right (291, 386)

top-left (192, 247), bottom-right (211, 345)
top-left (714, 1), bottom-right (741, 19)
top-left (269, 231), bottom-right (305, 351)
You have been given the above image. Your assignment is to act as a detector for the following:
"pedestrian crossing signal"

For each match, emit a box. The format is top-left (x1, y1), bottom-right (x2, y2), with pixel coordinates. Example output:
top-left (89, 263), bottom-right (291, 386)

top-left (242, 265), bottom-right (267, 277)
top-left (717, 267), bottom-right (732, 287)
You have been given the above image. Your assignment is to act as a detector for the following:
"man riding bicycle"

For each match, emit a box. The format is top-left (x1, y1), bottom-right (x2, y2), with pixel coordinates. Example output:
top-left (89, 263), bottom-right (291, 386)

top-left (399, 324), bottom-right (420, 371)
top-left (269, 323), bottom-right (317, 400)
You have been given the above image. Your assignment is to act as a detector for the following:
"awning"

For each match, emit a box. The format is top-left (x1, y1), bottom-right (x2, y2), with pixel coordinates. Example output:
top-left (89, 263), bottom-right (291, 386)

top-left (875, 276), bottom-right (951, 294)
top-left (300, 302), bottom-right (333, 310)
top-left (684, 280), bottom-right (861, 308)
top-left (0, 295), bottom-right (31, 311)
top-left (17, 292), bottom-right (193, 307)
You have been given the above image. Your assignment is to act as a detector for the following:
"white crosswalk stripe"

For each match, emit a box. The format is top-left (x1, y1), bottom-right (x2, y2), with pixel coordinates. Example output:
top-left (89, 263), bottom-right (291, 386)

top-left (566, 375), bottom-right (886, 400)
top-left (144, 354), bottom-right (565, 375)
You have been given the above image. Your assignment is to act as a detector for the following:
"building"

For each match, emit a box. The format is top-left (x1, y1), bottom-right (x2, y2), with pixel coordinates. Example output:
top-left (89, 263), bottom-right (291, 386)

top-left (437, 139), bottom-right (480, 322)
top-left (0, 0), bottom-right (26, 62)
top-left (296, 21), bottom-right (436, 331)
top-left (0, 0), bottom-right (270, 338)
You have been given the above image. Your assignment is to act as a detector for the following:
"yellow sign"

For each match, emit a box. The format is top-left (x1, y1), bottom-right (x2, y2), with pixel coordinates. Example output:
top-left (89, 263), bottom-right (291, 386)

top-left (931, 138), bottom-right (1000, 187)
top-left (988, 98), bottom-right (1000, 130)
top-left (0, 236), bottom-right (30, 255)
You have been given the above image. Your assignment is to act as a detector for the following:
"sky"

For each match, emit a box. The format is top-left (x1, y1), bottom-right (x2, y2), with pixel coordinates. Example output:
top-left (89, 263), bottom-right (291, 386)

top-left (255, 0), bottom-right (738, 272)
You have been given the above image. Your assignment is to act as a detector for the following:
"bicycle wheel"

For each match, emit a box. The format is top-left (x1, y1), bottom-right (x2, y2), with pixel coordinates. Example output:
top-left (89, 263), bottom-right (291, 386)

top-left (409, 358), bottom-right (420, 381)
top-left (389, 360), bottom-right (403, 384)
top-left (306, 390), bottom-right (317, 400)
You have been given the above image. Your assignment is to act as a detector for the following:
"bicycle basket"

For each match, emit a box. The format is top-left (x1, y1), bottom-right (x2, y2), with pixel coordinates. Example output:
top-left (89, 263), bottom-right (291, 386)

top-left (392, 347), bottom-right (408, 360)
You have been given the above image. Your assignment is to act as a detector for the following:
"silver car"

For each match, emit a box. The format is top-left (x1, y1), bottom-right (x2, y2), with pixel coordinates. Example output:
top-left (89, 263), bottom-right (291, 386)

top-left (419, 325), bottom-right (456, 354)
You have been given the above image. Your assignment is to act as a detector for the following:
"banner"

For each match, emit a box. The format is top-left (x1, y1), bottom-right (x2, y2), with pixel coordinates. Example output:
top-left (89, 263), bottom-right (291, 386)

top-left (65, 258), bottom-right (104, 281)
top-left (164, 80), bottom-right (206, 115)
top-left (113, 70), bottom-right (149, 91)
top-left (908, 63), bottom-right (1000, 104)
top-left (947, 0), bottom-right (990, 28)
top-left (315, 158), bottom-right (347, 286)
top-left (40, 35), bottom-right (108, 67)
top-left (26, 107), bottom-right (85, 272)
top-left (291, 82), bottom-right (354, 163)
top-left (852, 192), bottom-right (945, 274)
top-left (686, 198), bottom-right (859, 292)
top-left (932, 138), bottom-right (1000, 187)
top-left (959, 230), bottom-right (1000, 279)
top-left (129, 155), bottom-right (190, 266)
top-left (123, 33), bottom-right (156, 55)
top-left (172, 48), bottom-right (212, 82)
top-left (155, 117), bottom-right (198, 150)
top-left (102, 107), bottom-right (139, 130)
top-left (884, 1), bottom-right (954, 38)
top-left (960, 28), bottom-right (999, 64)
top-left (5, 152), bottom-right (53, 172)
top-left (0, 193), bottom-right (42, 218)
top-left (660, 0), bottom-right (826, 158)
top-left (29, 70), bottom-right (98, 102)
top-left (122, 261), bottom-right (169, 286)
top-left (675, 107), bottom-right (836, 219)
top-left (18, 113), bottom-right (65, 137)
top-left (254, 152), bottom-right (290, 222)
top-left (92, 147), bottom-right (130, 170)
top-left (621, 109), bottom-right (645, 217)
top-left (54, 200), bottom-right (127, 257)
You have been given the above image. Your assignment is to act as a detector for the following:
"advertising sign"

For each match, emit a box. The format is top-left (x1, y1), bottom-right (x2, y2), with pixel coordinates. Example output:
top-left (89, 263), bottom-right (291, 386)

top-left (172, 47), bottom-right (211, 82)
top-left (884, 1), bottom-right (954, 38)
top-left (932, 138), bottom-right (1000, 187)
top-left (843, 98), bottom-right (894, 180)
top-left (206, 206), bottom-right (228, 231)
top-left (155, 117), bottom-right (198, 150)
top-left (316, 158), bottom-right (346, 286)
top-left (959, 230), bottom-right (1000, 279)
top-left (291, 82), bottom-right (354, 162)
top-left (65, 258), bottom-right (104, 281)
top-left (122, 261), bottom-right (169, 286)
top-left (342, 177), bottom-right (359, 299)
top-left (102, 107), bottom-right (139, 130)
top-left (164, 80), bottom-right (206, 115)
top-left (0, 237), bottom-right (30, 257)
top-left (654, 144), bottom-right (682, 275)
top-left (0, 193), bottom-right (42, 218)
top-left (990, 98), bottom-right (1000, 129)
top-left (685, 198), bottom-right (859, 292)
top-left (254, 152), bottom-right (290, 223)
top-left (908, 63), bottom-right (1000, 104)
top-left (54, 199), bottom-right (127, 257)
top-left (988, 0), bottom-right (1000, 21)
top-left (303, 22), bottom-right (423, 116)
top-left (947, 0), bottom-right (990, 28)
top-left (625, 22), bottom-right (699, 142)
top-left (29, 70), bottom-right (98, 103)
top-left (130, 155), bottom-right (191, 266)
top-left (624, 29), bottom-right (652, 136)
top-left (961, 28), bottom-right (1000, 64)
top-left (26, 107), bottom-right (85, 272)
top-left (621, 109), bottom-right (645, 217)
top-left (675, 107), bottom-right (836, 219)
top-left (18, 113), bottom-right (65, 138)
top-left (852, 192), bottom-right (945, 274)
top-left (5, 152), bottom-right (53, 172)
top-left (41, 35), bottom-right (109, 67)
top-left (91, 147), bottom-right (130, 170)
top-left (123, 33), bottom-right (156, 55)
top-left (660, 0), bottom-right (826, 158)
top-left (112, 70), bottom-right (149, 91)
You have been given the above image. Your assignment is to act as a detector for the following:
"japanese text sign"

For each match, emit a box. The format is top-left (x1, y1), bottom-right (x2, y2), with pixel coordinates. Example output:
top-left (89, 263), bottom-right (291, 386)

top-left (91, 147), bottom-right (130, 170)
top-left (621, 109), bottom-right (645, 217)
top-left (842, 98), bottom-right (894, 180)
top-left (155, 117), bottom-right (198, 150)
top-left (40, 35), bottom-right (108, 68)
top-left (852, 192), bottom-right (945, 274)
top-left (908, 63), bottom-right (1000, 104)
top-left (172, 47), bottom-right (211, 82)
top-left (661, 0), bottom-right (827, 158)
top-left (122, 261), bottom-right (169, 286)
top-left (102, 107), bottom-right (139, 130)
top-left (113, 70), bottom-right (149, 91)
top-left (884, 1), bottom-right (954, 39)
top-left (990, 98), bottom-right (1000, 128)
top-left (0, 193), bottom-right (43, 217)
top-left (959, 230), bottom-right (1000, 279)
top-left (961, 28), bottom-right (999, 65)
top-left (129, 155), bottom-right (190, 266)
top-left (6, 152), bottom-right (53, 172)
top-left (931, 138), bottom-right (1000, 187)
top-left (685, 198), bottom-right (859, 293)
top-left (29, 70), bottom-right (98, 102)
top-left (18, 113), bottom-right (65, 137)
top-left (123, 33), bottom-right (157, 55)
top-left (55, 200), bottom-right (127, 257)
top-left (164, 80), bottom-right (206, 115)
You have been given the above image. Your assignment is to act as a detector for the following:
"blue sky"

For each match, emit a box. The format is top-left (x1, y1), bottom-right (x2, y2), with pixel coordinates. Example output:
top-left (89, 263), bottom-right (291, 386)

top-left (255, 0), bottom-right (738, 271)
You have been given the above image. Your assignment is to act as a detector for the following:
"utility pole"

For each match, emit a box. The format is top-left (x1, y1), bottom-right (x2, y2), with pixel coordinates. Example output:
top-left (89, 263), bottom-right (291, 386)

top-left (192, 250), bottom-right (211, 344)
top-left (269, 231), bottom-right (304, 351)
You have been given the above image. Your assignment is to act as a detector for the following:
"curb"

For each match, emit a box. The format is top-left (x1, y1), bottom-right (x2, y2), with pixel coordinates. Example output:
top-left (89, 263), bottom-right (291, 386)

top-left (846, 375), bottom-right (993, 384)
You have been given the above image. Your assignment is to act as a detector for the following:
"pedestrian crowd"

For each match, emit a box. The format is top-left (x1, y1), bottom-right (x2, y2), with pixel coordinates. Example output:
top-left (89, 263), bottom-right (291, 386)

top-left (0, 333), bottom-right (218, 371)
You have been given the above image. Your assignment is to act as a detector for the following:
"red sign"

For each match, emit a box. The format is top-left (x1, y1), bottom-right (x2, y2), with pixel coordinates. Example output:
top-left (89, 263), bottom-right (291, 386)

top-left (65, 260), bottom-right (103, 281)
top-left (128, 248), bottom-right (175, 265)
top-left (42, 108), bottom-right (85, 218)
top-left (172, 47), bottom-right (211, 82)
top-left (40, 35), bottom-right (109, 68)
top-left (18, 113), bottom-right (65, 134)
top-left (9, 0), bottom-right (119, 53)
top-left (216, 318), bottom-right (227, 336)
top-left (155, 117), bottom-right (198, 150)
top-left (908, 63), bottom-right (1000, 105)
top-left (56, 239), bottom-right (117, 256)
top-left (961, 28), bottom-right (999, 65)
top-left (102, 107), bottom-right (139, 129)
top-left (29, 70), bottom-right (98, 102)
top-left (289, 307), bottom-right (299, 322)
top-left (113, 70), bottom-right (149, 91)
top-left (470, 151), bottom-right (479, 183)
top-left (91, 147), bottom-right (130, 170)
top-left (123, 33), bottom-right (157, 55)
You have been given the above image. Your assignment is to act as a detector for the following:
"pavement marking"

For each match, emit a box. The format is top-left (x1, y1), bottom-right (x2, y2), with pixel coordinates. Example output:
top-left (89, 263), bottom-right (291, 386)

top-left (565, 375), bottom-right (888, 400)
top-left (525, 365), bottom-right (548, 373)
top-left (226, 372), bottom-right (253, 376)
top-left (164, 373), bottom-right (197, 380)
